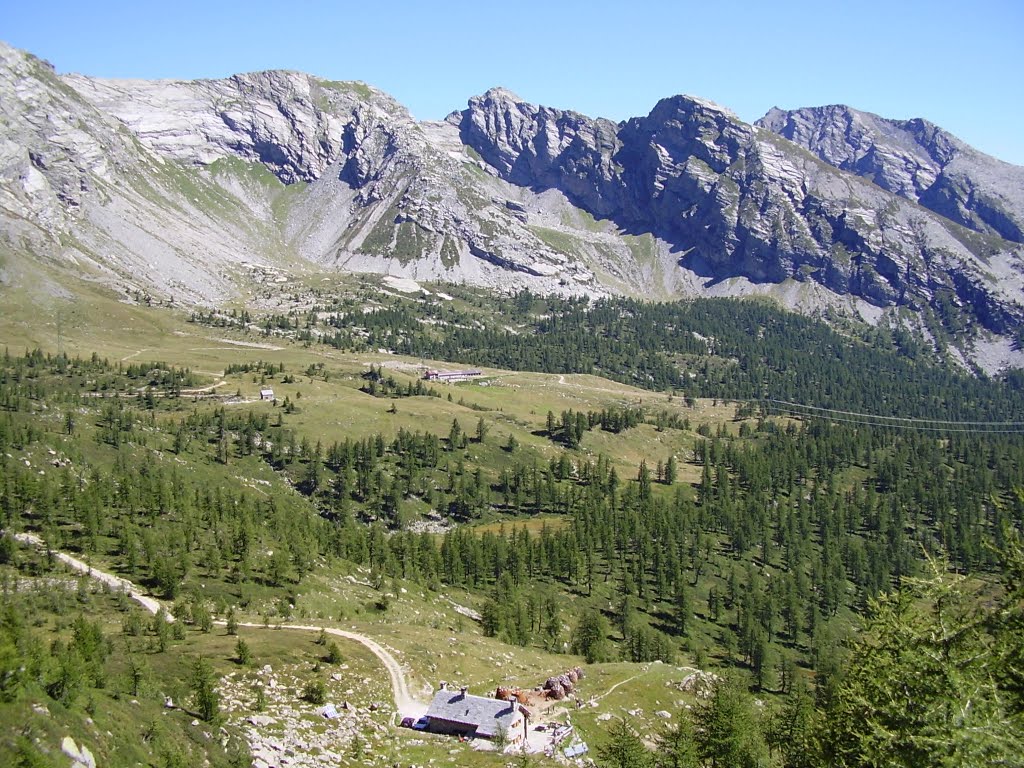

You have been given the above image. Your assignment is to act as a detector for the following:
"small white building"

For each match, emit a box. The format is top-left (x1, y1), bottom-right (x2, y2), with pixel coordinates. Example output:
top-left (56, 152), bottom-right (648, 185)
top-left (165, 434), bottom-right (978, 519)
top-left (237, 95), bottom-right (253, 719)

top-left (260, 388), bottom-right (275, 401)
top-left (423, 369), bottom-right (482, 383)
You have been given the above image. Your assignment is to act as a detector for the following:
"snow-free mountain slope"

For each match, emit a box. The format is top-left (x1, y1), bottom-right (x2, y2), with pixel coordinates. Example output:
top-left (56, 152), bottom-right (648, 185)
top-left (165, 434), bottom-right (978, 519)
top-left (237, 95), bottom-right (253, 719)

top-left (2, 40), bottom-right (1023, 367)
top-left (758, 104), bottom-right (1024, 244)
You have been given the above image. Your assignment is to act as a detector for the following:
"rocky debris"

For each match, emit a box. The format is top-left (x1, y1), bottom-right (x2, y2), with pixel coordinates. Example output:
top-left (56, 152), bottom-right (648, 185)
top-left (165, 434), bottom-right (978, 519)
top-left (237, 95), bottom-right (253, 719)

top-left (673, 670), bottom-right (720, 699)
top-left (542, 666), bottom-right (585, 700)
top-left (494, 666), bottom-right (587, 706)
top-left (445, 598), bottom-right (481, 622)
top-left (219, 662), bottom-right (394, 768)
top-left (544, 681), bottom-right (567, 700)
top-left (60, 736), bottom-right (96, 768)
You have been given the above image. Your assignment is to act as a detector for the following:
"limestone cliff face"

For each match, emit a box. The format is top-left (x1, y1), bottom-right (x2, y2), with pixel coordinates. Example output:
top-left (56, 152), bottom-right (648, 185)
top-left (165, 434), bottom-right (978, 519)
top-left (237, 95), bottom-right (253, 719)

top-left (451, 90), bottom-right (1024, 335)
top-left (0, 44), bottom-right (116, 233)
top-left (0, 43), bottom-right (590, 301)
top-left (63, 70), bottom-right (413, 187)
top-left (2, 40), bottom-right (1023, 363)
top-left (757, 105), bottom-right (1024, 244)
top-left (451, 88), bottom-right (623, 216)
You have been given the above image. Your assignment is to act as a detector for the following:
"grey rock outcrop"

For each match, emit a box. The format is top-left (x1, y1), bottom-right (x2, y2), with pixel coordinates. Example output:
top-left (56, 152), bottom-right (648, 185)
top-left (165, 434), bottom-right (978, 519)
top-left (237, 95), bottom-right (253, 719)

top-left (452, 90), bottom-right (1024, 335)
top-left (0, 41), bottom-right (592, 303)
top-left (757, 104), bottom-right (1024, 244)
top-left (451, 87), bottom-right (623, 216)
top-left (60, 735), bottom-right (96, 768)
top-left (64, 69), bottom-right (410, 186)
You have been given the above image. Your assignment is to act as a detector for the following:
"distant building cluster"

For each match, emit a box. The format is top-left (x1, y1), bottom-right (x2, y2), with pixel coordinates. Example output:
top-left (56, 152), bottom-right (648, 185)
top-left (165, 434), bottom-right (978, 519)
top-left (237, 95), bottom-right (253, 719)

top-left (423, 369), bottom-right (482, 383)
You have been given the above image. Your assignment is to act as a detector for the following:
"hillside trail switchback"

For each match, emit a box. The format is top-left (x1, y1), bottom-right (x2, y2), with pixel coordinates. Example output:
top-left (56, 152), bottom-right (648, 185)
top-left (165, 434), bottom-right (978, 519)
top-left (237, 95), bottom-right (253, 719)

top-left (10, 532), bottom-right (425, 717)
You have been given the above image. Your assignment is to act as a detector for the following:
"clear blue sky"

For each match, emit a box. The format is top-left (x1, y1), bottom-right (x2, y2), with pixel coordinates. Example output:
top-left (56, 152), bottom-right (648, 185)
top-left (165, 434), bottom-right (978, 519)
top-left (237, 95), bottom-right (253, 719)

top-left (4, 0), bottom-right (1023, 165)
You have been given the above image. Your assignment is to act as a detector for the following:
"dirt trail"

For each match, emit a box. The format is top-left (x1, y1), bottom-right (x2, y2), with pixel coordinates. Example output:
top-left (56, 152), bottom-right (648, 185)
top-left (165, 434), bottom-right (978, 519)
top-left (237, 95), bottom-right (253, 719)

top-left (10, 532), bottom-right (423, 716)
top-left (13, 532), bottom-right (168, 617)
top-left (180, 380), bottom-right (227, 395)
top-left (593, 667), bottom-right (653, 702)
top-left (234, 622), bottom-right (422, 717)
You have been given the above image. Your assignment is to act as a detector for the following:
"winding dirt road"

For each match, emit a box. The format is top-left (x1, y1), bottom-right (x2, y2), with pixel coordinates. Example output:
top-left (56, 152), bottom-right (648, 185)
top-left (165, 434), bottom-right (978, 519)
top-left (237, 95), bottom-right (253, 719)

top-left (10, 532), bottom-right (424, 717)
top-left (234, 621), bottom-right (422, 716)
top-left (13, 532), bottom-right (168, 616)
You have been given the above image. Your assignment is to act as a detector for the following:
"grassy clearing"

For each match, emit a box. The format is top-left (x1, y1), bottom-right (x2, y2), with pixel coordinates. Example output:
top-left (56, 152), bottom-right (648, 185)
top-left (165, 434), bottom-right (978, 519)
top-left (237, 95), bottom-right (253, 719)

top-left (317, 79), bottom-right (374, 101)
top-left (368, 620), bottom-right (582, 698)
top-left (0, 551), bottom-right (422, 768)
top-left (470, 516), bottom-right (570, 536)
top-left (570, 661), bottom-right (702, 751)
top-left (529, 225), bottom-right (582, 256)
top-left (0, 548), bottom-right (623, 767)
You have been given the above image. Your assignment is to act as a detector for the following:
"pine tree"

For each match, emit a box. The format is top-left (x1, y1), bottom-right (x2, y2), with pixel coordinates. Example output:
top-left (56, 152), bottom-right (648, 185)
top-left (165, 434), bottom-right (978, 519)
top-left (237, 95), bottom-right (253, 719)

top-left (664, 455), bottom-right (677, 485)
top-left (597, 718), bottom-right (653, 768)
top-left (153, 608), bottom-right (171, 652)
top-left (776, 677), bottom-right (819, 768)
top-left (694, 673), bottom-right (767, 768)
top-left (235, 638), bottom-right (252, 666)
top-left (448, 419), bottom-right (463, 450)
top-left (325, 641), bottom-right (344, 664)
top-left (655, 710), bottom-right (700, 768)
top-left (572, 608), bottom-right (613, 663)
top-left (637, 460), bottom-right (652, 502)
top-left (674, 582), bottom-right (692, 636)
top-left (819, 559), bottom-right (1024, 767)
top-left (303, 678), bottom-right (327, 706)
top-left (191, 656), bottom-right (221, 724)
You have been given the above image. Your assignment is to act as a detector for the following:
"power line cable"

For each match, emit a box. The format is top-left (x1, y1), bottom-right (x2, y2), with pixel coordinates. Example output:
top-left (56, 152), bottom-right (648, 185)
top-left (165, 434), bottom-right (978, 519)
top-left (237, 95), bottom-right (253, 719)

top-left (760, 399), bottom-right (1024, 434)
top-left (763, 399), bottom-right (1024, 427)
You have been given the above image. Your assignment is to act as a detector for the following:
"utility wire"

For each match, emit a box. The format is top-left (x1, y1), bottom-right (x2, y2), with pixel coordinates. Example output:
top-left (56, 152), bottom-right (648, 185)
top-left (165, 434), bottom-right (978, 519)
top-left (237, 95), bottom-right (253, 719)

top-left (763, 399), bottom-right (1024, 426)
top-left (759, 399), bottom-right (1024, 434)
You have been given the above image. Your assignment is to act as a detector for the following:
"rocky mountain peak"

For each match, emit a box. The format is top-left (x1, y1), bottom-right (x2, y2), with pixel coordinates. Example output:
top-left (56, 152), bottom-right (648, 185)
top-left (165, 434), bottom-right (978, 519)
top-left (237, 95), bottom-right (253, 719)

top-left (474, 86), bottom-right (527, 105)
top-left (624, 94), bottom-right (753, 178)
top-left (757, 104), bottom-right (1024, 243)
top-left (649, 93), bottom-right (738, 122)
top-left (757, 104), bottom-right (897, 169)
top-left (892, 116), bottom-right (960, 166)
top-left (450, 88), bottom-right (621, 201)
top-left (456, 88), bottom-right (1024, 341)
